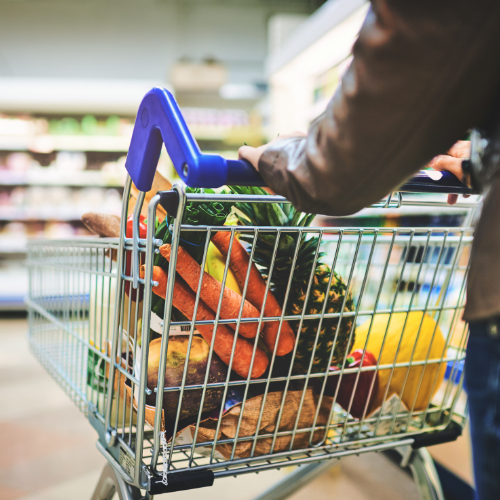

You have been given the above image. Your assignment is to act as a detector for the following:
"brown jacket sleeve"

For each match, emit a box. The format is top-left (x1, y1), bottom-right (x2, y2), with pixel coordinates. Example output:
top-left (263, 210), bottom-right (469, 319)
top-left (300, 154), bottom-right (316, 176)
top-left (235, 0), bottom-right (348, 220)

top-left (259, 0), bottom-right (500, 216)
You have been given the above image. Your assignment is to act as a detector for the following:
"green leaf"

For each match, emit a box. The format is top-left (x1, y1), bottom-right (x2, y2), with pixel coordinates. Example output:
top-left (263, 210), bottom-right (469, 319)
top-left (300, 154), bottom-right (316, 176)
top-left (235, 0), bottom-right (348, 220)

top-left (235, 205), bottom-right (258, 225)
top-left (290, 210), bottom-right (302, 227)
top-left (304, 213), bottom-right (316, 227)
top-left (278, 234), bottom-right (295, 253)
top-left (282, 203), bottom-right (292, 218)
top-left (259, 233), bottom-right (277, 247)
top-left (266, 203), bottom-right (288, 227)
top-left (253, 203), bottom-right (269, 225)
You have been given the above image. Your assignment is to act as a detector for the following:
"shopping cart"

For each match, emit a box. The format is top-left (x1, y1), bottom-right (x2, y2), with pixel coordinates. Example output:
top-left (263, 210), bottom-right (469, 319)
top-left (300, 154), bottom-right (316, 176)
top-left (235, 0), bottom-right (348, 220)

top-left (27, 87), bottom-right (477, 500)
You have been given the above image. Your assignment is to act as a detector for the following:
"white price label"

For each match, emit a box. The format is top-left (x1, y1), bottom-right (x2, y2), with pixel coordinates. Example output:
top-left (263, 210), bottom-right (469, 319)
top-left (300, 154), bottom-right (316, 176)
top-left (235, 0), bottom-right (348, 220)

top-left (150, 312), bottom-right (200, 335)
top-left (419, 170), bottom-right (443, 181)
top-left (367, 394), bottom-right (410, 436)
top-left (150, 312), bottom-right (164, 334)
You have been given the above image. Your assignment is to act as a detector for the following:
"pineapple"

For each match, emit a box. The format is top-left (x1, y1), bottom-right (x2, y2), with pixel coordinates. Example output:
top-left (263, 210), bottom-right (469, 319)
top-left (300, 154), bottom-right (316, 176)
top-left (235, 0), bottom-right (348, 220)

top-left (231, 186), bottom-right (355, 374)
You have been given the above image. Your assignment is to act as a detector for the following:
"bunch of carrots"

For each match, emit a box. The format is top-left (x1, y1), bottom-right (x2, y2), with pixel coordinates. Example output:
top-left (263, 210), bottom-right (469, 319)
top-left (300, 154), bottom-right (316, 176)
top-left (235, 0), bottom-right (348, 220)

top-left (139, 231), bottom-right (296, 380)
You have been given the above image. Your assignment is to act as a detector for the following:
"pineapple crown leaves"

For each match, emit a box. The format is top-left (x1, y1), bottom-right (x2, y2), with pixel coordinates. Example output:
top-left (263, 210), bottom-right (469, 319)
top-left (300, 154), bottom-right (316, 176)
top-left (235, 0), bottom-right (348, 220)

top-left (229, 185), bottom-right (338, 299)
top-left (230, 186), bottom-right (355, 373)
top-left (230, 185), bottom-right (314, 229)
top-left (230, 185), bottom-right (315, 269)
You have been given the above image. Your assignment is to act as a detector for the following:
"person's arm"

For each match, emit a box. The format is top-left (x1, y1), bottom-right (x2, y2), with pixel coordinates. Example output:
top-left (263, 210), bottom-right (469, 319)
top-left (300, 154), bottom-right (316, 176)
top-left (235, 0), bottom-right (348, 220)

top-left (240, 0), bottom-right (500, 216)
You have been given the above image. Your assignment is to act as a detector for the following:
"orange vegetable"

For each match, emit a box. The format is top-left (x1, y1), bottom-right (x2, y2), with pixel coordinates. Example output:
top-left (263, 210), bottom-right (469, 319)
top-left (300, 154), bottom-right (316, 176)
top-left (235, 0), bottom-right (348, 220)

top-left (140, 265), bottom-right (268, 379)
top-left (160, 244), bottom-right (261, 338)
top-left (211, 232), bottom-right (295, 356)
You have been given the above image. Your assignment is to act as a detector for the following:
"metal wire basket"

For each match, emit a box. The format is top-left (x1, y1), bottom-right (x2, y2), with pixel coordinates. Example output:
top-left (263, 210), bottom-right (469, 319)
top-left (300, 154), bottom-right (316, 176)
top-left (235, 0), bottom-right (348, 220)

top-left (26, 88), bottom-right (476, 500)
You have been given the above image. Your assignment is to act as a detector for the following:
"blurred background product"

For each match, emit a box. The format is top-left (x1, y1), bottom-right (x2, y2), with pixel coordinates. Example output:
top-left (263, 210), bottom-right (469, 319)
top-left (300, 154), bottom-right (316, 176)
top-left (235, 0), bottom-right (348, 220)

top-left (0, 0), bottom-right (314, 309)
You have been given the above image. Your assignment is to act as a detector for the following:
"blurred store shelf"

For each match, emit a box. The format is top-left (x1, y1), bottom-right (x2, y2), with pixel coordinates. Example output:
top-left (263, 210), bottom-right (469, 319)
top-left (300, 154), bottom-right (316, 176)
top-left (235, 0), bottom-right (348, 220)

top-left (0, 103), bottom-right (260, 311)
top-left (0, 169), bottom-right (125, 188)
top-left (0, 134), bottom-right (132, 153)
top-left (0, 210), bottom-right (90, 222)
top-left (0, 131), bottom-right (262, 152)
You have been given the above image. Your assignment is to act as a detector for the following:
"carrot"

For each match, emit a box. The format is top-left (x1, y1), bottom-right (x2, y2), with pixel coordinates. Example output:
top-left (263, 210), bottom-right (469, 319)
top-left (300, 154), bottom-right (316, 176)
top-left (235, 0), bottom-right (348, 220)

top-left (140, 265), bottom-right (269, 379)
top-left (211, 232), bottom-right (295, 356)
top-left (160, 244), bottom-right (262, 339)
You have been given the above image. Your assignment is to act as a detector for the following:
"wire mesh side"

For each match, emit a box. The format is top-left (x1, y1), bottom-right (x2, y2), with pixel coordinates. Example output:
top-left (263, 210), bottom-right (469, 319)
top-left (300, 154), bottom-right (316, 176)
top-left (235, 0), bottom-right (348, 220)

top-left (139, 215), bottom-right (471, 478)
top-left (25, 205), bottom-right (472, 482)
top-left (27, 239), bottom-right (121, 418)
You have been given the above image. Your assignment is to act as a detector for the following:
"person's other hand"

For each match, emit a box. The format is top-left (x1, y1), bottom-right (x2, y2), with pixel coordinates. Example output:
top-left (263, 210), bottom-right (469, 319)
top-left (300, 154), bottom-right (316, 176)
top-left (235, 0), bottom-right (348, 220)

top-left (238, 131), bottom-right (306, 171)
top-left (428, 140), bottom-right (471, 205)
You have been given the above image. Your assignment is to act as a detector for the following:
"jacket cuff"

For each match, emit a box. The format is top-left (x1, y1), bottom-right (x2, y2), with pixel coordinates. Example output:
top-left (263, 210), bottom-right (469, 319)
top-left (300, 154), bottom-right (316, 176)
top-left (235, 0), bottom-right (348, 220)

top-left (257, 137), bottom-right (305, 195)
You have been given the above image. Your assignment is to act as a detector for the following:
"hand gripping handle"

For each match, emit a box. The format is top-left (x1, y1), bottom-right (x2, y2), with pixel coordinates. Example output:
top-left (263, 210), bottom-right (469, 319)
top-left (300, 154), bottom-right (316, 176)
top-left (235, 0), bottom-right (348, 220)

top-left (125, 87), bottom-right (474, 195)
top-left (399, 169), bottom-right (473, 194)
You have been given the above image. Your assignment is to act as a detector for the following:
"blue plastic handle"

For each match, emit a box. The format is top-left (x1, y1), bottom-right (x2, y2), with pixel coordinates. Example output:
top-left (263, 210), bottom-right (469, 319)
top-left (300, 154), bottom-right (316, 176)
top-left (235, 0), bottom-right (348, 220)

top-left (125, 87), bottom-right (263, 191)
top-left (399, 170), bottom-right (473, 194)
top-left (125, 87), bottom-right (473, 195)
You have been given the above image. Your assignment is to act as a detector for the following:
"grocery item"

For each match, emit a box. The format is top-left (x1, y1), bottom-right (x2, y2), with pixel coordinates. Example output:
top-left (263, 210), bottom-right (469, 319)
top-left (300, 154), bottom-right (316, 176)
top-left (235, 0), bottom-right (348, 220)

top-left (128, 169), bottom-right (171, 222)
top-left (230, 186), bottom-right (354, 373)
top-left (125, 214), bottom-right (147, 300)
top-left (192, 388), bottom-right (331, 459)
top-left (205, 242), bottom-right (241, 295)
top-left (314, 349), bottom-right (379, 419)
top-left (140, 265), bottom-right (269, 379)
top-left (81, 212), bottom-right (121, 237)
top-left (160, 244), bottom-right (262, 338)
top-left (353, 312), bottom-right (447, 411)
top-left (146, 336), bottom-right (227, 423)
top-left (211, 231), bottom-right (295, 356)
top-left (152, 187), bottom-right (234, 318)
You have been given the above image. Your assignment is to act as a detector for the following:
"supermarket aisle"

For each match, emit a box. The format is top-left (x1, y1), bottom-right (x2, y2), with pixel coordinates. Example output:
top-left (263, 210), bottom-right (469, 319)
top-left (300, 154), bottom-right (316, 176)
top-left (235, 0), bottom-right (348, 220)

top-left (0, 318), bottom-right (420, 500)
top-left (0, 317), bottom-right (106, 500)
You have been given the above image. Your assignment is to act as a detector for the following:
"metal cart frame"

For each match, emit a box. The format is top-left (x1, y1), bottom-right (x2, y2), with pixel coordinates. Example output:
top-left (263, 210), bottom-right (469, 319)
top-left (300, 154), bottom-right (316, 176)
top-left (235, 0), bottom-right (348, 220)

top-left (26, 88), bottom-right (476, 499)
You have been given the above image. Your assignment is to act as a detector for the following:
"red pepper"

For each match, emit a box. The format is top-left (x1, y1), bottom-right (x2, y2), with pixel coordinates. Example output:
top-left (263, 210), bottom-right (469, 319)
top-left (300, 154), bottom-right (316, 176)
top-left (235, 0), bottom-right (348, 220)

top-left (125, 214), bottom-right (147, 300)
top-left (315, 349), bottom-right (379, 419)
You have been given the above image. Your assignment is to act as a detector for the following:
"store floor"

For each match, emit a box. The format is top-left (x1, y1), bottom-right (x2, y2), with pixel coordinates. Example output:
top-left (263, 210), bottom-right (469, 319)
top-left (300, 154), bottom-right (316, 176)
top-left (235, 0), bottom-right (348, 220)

top-left (0, 317), bottom-right (424, 500)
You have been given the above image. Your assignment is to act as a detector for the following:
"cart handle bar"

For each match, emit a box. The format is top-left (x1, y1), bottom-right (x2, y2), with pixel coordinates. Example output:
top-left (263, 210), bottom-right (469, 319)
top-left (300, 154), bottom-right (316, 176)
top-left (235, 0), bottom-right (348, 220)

top-left (125, 87), bottom-right (474, 195)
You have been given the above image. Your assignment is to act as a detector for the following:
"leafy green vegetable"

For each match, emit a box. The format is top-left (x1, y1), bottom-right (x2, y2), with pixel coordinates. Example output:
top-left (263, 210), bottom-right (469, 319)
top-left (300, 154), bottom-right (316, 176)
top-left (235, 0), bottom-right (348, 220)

top-left (151, 187), bottom-right (234, 318)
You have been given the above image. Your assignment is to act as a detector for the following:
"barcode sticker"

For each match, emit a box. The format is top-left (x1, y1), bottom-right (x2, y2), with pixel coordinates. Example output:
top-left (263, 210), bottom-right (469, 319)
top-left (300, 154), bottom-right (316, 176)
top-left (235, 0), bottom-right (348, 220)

top-left (150, 312), bottom-right (200, 335)
top-left (119, 446), bottom-right (135, 478)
